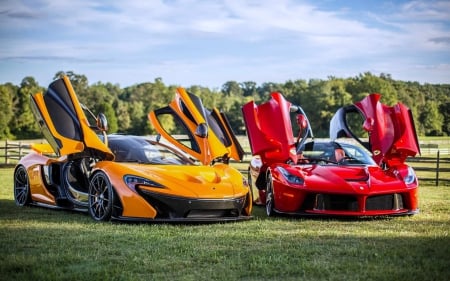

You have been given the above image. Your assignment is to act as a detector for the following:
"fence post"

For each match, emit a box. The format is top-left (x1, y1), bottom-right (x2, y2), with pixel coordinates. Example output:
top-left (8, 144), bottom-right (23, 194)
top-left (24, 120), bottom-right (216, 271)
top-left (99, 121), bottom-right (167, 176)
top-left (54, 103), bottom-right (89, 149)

top-left (435, 150), bottom-right (440, 187)
top-left (19, 141), bottom-right (22, 160)
top-left (5, 139), bottom-right (8, 164)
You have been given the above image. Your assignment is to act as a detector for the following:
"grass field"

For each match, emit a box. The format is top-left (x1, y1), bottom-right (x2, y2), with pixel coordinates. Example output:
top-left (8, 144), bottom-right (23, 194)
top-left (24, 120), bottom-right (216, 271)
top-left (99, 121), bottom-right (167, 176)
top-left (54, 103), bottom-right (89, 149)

top-left (0, 167), bottom-right (449, 281)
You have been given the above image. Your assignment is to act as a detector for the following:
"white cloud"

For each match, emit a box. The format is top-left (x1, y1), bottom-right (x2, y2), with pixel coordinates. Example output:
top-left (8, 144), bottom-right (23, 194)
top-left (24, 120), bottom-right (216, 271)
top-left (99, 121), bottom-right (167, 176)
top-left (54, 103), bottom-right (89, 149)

top-left (0, 0), bottom-right (449, 87)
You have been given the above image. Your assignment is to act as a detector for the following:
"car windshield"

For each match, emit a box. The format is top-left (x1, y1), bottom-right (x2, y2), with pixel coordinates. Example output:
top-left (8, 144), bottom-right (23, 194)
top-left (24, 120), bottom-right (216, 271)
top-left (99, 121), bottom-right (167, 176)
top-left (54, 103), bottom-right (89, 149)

top-left (300, 141), bottom-right (376, 165)
top-left (108, 136), bottom-right (194, 165)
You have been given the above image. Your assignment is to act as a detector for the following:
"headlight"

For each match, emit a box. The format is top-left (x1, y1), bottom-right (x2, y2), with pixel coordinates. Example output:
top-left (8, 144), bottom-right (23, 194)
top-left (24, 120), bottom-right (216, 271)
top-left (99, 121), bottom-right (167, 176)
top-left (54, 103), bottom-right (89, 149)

top-left (278, 167), bottom-right (304, 185)
top-left (403, 166), bottom-right (417, 185)
top-left (124, 175), bottom-right (164, 189)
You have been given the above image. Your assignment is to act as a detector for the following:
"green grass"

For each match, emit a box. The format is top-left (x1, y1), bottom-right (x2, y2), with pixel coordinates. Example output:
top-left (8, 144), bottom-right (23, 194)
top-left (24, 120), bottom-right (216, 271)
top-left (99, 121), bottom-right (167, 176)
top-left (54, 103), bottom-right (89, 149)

top-left (0, 168), bottom-right (449, 281)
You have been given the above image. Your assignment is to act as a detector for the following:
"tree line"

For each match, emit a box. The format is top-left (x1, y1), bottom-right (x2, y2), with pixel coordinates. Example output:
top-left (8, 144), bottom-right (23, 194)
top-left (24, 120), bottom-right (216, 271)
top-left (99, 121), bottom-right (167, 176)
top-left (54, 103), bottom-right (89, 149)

top-left (0, 71), bottom-right (449, 140)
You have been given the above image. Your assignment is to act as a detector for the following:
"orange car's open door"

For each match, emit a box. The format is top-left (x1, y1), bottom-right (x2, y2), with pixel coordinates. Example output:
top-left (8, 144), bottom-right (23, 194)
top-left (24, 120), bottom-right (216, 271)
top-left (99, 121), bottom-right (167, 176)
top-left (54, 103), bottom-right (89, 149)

top-left (30, 76), bottom-right (113, 160)
top-left (148, 87), bottom-right (244, 165)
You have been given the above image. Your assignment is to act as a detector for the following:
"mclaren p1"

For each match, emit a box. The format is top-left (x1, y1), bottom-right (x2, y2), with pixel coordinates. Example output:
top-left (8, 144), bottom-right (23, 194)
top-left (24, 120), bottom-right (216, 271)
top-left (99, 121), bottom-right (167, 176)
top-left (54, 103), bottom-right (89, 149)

top-left (13, 76), bottom-right (252, 222)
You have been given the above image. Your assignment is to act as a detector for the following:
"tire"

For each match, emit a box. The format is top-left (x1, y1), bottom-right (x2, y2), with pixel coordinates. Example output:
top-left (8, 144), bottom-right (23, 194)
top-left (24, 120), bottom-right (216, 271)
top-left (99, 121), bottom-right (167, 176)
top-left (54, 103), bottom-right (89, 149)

top-left (265, 171), bottom-right (274, 216)
top-left (88, 171), bottom-right (114, 221)
top-left (14, 166), bottom-right (31, 206)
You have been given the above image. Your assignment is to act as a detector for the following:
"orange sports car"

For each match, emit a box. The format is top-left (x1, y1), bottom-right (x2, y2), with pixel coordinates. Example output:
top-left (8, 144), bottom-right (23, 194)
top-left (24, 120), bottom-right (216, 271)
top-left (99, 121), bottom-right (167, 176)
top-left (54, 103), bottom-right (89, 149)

top-left (14, 76), bottom-right (252, 222)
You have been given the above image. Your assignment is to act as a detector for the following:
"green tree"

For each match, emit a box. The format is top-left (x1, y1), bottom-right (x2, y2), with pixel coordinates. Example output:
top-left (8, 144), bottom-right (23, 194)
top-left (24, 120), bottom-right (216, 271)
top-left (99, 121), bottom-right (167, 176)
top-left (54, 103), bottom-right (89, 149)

top-left (115, 100), bottom-right (131, 133)
top-left (9, 77), bottom-right (42, 139)
top-left (440, 102), bottom-right (450, 136)
top-left (420, 101), bottom-right (444, 136)
top-left (347, 72), bottom-right (398, 105)
top-left (221, 81), bottom-right (243, 97)
top-left (54, 71), bottom-right (89, 97)
top-left (87, 84), bottom-right (116, 113)
top-left (127, 101), bottom-right (148, 135)
top-left (0, 84), bottom-right (16, 139)
top-left (225, 100), bottom-right (246, 135)
top-left (240, 81), bottom-right (258, 98)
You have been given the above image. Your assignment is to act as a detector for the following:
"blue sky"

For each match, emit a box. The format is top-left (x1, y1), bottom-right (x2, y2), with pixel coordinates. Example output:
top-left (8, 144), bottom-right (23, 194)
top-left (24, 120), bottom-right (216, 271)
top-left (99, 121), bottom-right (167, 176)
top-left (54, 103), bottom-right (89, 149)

top-left (1, 0), bottom-right (449, 88)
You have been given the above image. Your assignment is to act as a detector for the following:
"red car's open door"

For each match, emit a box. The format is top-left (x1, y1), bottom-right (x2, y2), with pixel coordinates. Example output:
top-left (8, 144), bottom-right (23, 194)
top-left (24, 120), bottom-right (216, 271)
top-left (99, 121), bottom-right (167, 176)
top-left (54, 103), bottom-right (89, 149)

top-left (242, 92), bottom-right (297, 164)
top-left (330, 93), bottom-right (420, 165)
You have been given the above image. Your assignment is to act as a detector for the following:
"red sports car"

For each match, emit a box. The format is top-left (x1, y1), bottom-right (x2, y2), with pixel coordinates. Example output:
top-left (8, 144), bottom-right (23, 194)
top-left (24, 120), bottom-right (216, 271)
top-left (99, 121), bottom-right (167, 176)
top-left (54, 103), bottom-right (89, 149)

top-left (243, 92), bottom-right (420, 217)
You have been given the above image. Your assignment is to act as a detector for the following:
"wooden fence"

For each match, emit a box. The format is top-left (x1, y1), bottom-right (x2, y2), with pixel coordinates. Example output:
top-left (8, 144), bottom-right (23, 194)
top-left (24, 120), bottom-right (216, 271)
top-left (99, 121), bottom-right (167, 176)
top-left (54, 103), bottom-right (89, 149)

top-left (0, 140), bottom-right (32, 166)
top-left (407, 151), bottom-right (450, 186)
top-left (1, 140), bottom-right (449, 186)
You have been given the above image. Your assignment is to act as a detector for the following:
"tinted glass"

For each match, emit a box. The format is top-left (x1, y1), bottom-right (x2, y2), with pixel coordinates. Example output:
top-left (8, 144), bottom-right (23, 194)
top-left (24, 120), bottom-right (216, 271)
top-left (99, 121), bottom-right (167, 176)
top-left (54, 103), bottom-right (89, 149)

top-left (45, 79), bottom-right (82, 140)
top-left (109, 136), bottom-right (193, 165)
top-left (302, 142), bottom-right (375, 165)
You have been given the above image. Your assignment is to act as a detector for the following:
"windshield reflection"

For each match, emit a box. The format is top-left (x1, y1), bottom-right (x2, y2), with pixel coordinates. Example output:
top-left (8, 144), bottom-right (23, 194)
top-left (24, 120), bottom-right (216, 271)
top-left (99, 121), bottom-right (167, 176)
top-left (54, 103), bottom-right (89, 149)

top-left (108, 136), bottom-right (194, 165)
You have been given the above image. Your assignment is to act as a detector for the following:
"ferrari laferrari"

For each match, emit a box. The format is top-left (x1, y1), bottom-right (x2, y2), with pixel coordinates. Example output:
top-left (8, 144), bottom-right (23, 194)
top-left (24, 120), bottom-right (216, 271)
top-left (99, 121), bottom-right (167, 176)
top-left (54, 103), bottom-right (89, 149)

top-left (243, 92), bottom-right (420, 217)
top-left (14, 76), bottom-right (252, 222)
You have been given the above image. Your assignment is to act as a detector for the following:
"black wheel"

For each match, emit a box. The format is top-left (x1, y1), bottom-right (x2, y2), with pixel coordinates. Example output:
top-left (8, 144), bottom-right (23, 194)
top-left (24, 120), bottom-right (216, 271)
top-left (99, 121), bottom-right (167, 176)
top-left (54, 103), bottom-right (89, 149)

top-left (14, 166), bottom-right (31, 206)
top-left (265, 171), bottom-right (274, 216)
top-left (88, 171), bottom-right (114, 221)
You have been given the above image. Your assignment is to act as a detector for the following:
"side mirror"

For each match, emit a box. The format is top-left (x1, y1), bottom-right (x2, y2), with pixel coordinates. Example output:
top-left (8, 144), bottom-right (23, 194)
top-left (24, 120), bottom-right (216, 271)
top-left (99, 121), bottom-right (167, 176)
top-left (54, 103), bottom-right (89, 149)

top-left (296, 114), bottom-right (307, 129)
top-left (195, 123), bottom-right (208, 138)
top-left (97, 113), bottom-right (108, 132)
top-left (362, 117), bottom-right (374, 132)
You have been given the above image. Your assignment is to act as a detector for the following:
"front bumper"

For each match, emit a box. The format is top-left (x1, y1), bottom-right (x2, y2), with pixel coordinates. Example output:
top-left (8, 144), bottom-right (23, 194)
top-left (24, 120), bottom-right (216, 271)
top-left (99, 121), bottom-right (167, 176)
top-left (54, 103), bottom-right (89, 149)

top-left (132, 188), bottom-right (251, 222)
top-left (279, 192), bottom-right (419, 217)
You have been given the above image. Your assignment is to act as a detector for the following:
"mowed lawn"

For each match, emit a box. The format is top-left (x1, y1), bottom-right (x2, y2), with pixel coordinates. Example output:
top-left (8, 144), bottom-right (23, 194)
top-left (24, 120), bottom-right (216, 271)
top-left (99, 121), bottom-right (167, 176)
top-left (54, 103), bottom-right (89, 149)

top-left (0, 167), bottom-right (449, 281)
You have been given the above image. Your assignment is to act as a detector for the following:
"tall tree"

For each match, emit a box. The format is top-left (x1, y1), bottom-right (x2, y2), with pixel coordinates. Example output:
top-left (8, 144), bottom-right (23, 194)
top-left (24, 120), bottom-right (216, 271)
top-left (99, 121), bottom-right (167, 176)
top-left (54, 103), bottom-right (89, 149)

top-left (115, 100), bottom-right (131, 133)
top-left (0, 84), bottom-right (16, 139)
top-left (221, 81), bottom-right (243, 97)
top-left (9, 77), bottom-right (42, 139)
top-left (54, 71), bottom-right (90, 102)
top-left (240, 81), bottom-right (258, 98)
top-left (440, 102), bottom-right (450, 136)
top-left (420, 101), bottom-right (444, 136)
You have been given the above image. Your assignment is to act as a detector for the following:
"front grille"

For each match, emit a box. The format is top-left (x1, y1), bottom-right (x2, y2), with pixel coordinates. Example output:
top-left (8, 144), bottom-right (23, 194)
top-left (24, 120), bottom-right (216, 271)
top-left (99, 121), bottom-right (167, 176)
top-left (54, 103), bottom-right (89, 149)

top-left (366, 194), bottom-right (404, 211)
top-left (187, 209), bottom-right (240, 218)
top-left (137, 187), bottom-right (246, 219)
top-left (314, 194), bottom-right (358, 211)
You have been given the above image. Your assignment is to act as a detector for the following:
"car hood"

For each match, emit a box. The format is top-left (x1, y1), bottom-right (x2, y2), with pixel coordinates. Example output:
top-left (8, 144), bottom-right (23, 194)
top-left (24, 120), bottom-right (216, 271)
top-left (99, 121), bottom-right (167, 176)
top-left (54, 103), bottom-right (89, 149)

top-left (118, 162), bottom-right (246, 198)
top-left (330, 93), bottom-right (420, 165)
top-left (300, 164), bottom-right (407, 193)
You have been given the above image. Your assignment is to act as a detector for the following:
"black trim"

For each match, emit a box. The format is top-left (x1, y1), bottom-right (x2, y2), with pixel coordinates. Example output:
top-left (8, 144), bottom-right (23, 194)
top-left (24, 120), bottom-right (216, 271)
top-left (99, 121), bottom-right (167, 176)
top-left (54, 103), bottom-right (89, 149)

top-left (137, 188), bottom-right (248, 219)
top-left (333, 106), bottom-right (371, 151)
top-left (218, 111), bottom-right (245, 160)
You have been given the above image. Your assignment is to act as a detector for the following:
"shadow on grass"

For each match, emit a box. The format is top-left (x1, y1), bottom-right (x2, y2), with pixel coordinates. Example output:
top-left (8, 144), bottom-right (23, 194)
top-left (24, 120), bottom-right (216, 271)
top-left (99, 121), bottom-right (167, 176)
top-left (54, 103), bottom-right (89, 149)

top-left (0, 198), bottom-right (441, 228)
top-left (250, 205), bottom-right (407, 222)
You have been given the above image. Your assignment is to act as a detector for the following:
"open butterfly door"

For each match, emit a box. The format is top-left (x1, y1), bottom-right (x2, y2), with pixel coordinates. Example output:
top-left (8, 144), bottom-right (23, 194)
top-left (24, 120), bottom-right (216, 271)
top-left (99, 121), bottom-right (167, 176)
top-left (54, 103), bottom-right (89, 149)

top-left (30, 76), bottom-right (113, 160)
top-left (149, 87), bottom-right (243, 165)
